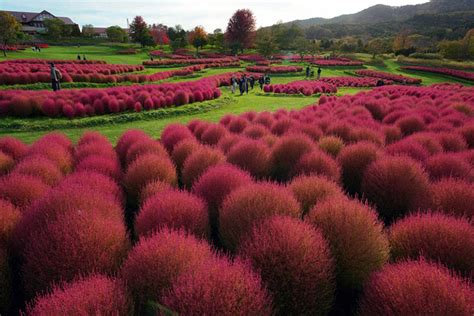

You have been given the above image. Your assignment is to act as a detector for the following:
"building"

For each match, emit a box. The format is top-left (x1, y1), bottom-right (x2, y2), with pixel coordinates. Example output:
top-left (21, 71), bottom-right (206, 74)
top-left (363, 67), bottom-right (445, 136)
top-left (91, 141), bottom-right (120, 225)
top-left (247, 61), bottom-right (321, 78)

top-left (90, 27), bottom-right (130, 39)
top-left (4, 10), bottom-right (78, 35)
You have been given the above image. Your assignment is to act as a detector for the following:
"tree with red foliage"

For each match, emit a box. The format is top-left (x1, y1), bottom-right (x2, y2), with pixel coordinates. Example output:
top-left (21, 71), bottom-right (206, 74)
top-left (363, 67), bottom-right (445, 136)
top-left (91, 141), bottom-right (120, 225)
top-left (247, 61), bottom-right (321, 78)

top-left (188, 26), bottom-right (208, 54)
top-left (150, 24), bottom-right (170, 47)
top-left (225, 9), bottom-right (256, 53)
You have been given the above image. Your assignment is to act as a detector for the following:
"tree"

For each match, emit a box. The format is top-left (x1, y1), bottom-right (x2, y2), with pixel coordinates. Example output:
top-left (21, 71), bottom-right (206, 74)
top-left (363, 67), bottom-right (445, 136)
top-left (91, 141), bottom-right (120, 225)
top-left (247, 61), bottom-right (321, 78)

top-left (106, 26), bottom-right (127, 42)
top-left (82, 24), bottom-right (95, 37)
top-left (168, 25), bottom-right (187, 52)
top-left (44, 18), bottom-right (66, 40)
top-left (130, 16), bottom-right (152, 46)
top-left (295, 37), bottom-right (309, 61)
top-left (367, 38), bottom-right (391, 58)
top-left (150, 24), bottom-right (169, 47)
top-left (255, 28), bottom-right (279, 58)
top-left (0, 11), bottom-right (21, 57)
top-left (188, 26), bottom-right (208, 54)
top-left (208, 28), bottom-right (225, 51)
top-left (308, 40), bottom-right (320, 59)
top-left (225, 9), bottom-right (256, 54)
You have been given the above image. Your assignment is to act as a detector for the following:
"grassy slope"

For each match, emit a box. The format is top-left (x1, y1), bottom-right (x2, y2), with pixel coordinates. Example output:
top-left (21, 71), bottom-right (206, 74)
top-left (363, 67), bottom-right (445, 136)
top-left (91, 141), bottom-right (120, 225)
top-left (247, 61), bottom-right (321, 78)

top-left (0, 47), bottom-right (470, 143)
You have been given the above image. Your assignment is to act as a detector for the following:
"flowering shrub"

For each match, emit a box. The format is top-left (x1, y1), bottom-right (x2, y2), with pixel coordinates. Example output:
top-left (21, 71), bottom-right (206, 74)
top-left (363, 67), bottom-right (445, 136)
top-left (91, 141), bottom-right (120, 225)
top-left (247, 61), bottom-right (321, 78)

top-left (0, 199), bottom-right (21, 246)
top-left (246, 65), bottom-right (303, 73)
top-left (143, 57), bottom-right (238, 67)
top-left (320, 76), bottom-right (393, 87)
top-left (401, 66), bottom-right (474, 81)
top-left (430, 178), bottom-right (474, 219)
top-left (312, 58), bottom-right (364, 67)
top-left (263, 80), bottom-right (337, 95)
top-left (355, 70), bottom-right (422, 84)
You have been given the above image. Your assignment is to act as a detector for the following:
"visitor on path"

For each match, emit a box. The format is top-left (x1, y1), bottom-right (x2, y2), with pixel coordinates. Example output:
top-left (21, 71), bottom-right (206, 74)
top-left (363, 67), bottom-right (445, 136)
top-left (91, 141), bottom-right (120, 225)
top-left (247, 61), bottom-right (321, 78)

top-left (231, 76), bottom-right (238, 94)
top-left (238, 76), bottom-right (244, 95)
top-left (264, 74), bottom-right (271, 85)
top-left (376, 79), bottom-right (385, 87)
top-left (50, 63), bottom-right (62, 92)
top-left (317, 67), bottom-right (322, 80)
top-left (83, 55), bottom-right (87, 61)
top-left (77, 54), bottom-right (81, 60)
top-left (258, 76), bottom-right (264, 90)
top-left (249, 76), bottom-right (255, 90)
top-left (306, 66), bottom-right (310, 78)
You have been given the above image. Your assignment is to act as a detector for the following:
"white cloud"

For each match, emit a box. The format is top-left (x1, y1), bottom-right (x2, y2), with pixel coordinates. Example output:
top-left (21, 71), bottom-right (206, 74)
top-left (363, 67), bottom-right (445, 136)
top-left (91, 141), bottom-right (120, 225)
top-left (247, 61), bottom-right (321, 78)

top-left (2, 0), bottom-right (428, 30)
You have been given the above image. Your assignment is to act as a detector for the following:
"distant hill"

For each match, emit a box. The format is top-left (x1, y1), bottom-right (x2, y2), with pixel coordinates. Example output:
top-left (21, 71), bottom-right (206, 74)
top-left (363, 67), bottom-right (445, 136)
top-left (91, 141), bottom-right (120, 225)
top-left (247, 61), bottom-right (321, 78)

top-left (287, 0), bottom-right (474, 27)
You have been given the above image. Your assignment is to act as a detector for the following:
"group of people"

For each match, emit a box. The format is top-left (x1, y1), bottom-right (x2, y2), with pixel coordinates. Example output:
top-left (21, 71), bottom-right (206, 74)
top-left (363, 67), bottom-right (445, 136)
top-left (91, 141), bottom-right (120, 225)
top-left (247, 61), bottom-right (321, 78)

top-left (77, 54), bottom-right (87, 60)
top-left (306, 66), bottom-right (322, 79)
top-left (31, 45), bottom-right (42, 52)
top-left (230, 74), bottom-right (271, 95)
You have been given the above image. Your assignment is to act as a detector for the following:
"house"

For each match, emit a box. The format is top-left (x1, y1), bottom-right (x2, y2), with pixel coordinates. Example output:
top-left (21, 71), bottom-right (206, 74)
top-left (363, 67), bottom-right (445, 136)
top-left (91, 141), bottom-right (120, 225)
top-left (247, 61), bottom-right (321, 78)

top-left (4, 10), bottom-right (79, 35)
top-left (90, 27), bottom-right (130, 39)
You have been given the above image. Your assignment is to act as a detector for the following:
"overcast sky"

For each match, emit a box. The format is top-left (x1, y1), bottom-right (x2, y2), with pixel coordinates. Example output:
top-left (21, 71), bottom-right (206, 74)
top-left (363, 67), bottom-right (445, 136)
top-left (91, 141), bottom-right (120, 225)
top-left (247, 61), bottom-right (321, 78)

top-left (2, 0), bottom-right (428, 30)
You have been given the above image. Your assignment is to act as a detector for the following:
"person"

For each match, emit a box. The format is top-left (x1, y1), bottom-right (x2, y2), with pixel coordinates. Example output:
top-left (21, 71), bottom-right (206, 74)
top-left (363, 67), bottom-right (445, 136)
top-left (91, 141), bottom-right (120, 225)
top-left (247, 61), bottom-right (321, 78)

top-left (231, 76), bottom-right (238, 94)
top-left (310, 70), bottom-right (315, 78)
top-left (50, 63), bottom-right (62, 92)
top-left (264, 74), bottom-right (271, 85)
top-left (258, 75), bottom-right (264, 90)
top-left (317, 67), bottom-right (322, 80)
top-left (77, 54), bottom-right (81, 60)
top-left (150, 55), bottom-right (154, 61)
top-left (376, 79), bottom-right (385, 87)
top-left (249, 76), bottom-right (255, 90)
top-left (83, 55), bottom-right (87, 61)
top-left (306, 66), bottom-right (310, 78)
top-left (243, 75), bottom-right (249, 94)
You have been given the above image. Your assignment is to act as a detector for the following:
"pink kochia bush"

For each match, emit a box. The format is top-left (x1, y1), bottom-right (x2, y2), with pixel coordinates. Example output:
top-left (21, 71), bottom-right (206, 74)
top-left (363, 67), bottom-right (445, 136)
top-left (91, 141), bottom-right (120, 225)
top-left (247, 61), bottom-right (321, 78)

top-left (246, 65), bottom-right (303, 73)
top-left (120, 229), bottom-right (214, 308)
top-left (135, 189), bottom-right (209, 239)
top-left (358, 259), bottom-right (474, 315)
top-left (355, 69), bottom-right (422, 84)
top-left (219, 182), bottom-right (301, 251)
top-left (25, 275), bottom-right (132, 316)
top-left (320, 76), bottom-right (393, 87)
top-left (0, 174), bottom-right (49, 209)
top-left (263, 80), bottom-right (337, 95)
top-left (430, 178), bottom-right (474, 219)
top-left (161, 256), bottom-right (273, 316)
top-left (401, 66), bottom-right (474, 82)
top-left (238, 216), bottom-right (335, 315)
top-left (389, 212), bottom-right (474, 278)
top-left (226, 139), bottom-right (271, 178)
top-left (181, 146), bottom-right (226, 188)
top-left (306, 197), bottom-right (390, 291)
top-left (0, 199), bottom-right (21, 246)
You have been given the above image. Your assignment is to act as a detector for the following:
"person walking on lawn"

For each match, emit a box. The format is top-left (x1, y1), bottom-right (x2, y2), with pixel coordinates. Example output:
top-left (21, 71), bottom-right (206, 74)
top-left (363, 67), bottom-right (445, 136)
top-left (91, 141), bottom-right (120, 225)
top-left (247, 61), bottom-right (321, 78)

top-left (50, 63), bottom-right (62, 92)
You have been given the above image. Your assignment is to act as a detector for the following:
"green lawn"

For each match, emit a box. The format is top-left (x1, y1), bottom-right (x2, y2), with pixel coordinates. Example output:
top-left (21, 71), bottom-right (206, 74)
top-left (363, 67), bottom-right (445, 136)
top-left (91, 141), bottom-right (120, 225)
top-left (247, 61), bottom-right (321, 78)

top-left (0, 46), bottom-right (471, 143)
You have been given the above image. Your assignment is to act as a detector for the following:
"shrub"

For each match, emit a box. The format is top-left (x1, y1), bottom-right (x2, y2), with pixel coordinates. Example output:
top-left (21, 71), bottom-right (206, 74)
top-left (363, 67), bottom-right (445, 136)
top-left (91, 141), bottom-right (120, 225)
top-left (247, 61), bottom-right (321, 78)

top-left (171, 139), bottom-right (201, 174)
top-left (160, 124), bottom-right (194, 153)
top-left (243, 125), bottom-right (270, 139)
top-left (161, 256), bottom-right (272, 316)
top-left (0, 152), bottom-right (14, 175)
top-left (385, 140), bottom-right (430, 162)
top-left (217, 134), bottom-right (245, 153)
top-left (228, 117), bottom-right (249, 134)
top-left (389, 212), bottom-right (474, 278)
top-left (437, 132), bottom-right (468, 152)
top-left (396, 115), bottom-right (426, 135)
top-left (74, 142), bottom-right (116, 163)
top-left (358, 259), bottom-right (474, 315)
top-left (120, 229), bottom-right (214, 307)
top-left (270, 134), bottom-right (315, 181)
top-left (13, 155), bottom-right (63, 186)
top-left (0, 174), bottom-right (49, 209)
top-left (383, 126), bottom-right (402, 144)
top-left (115, 129), bottom-right (148, 162)
top-left (338, 142), bottom-right (379, 195)
top-left (227, 139), bottom-right (271, 178)
top-left (139, 180), bottom-right (172, 205)
top-left (289, 175), bottom-right (345, 215)
top-left (25, 275), bottom-right (132, 316)
top-left (75, 155), bottom-right (122, 182)
top-left (361, 156), bottom-right (431, 222)
top-left (219, 182), bottom-right (301, 251)
top-left (425, 153), bottom-right (473, 182)
top-left (201, 124), bottom-right (228, 146)
top-left (293, 150), bottom-right (341, 183)
top-left (77, 131), bottom-right (109, 146)
top-left (0, 199), bottom-right (21, 246)
top-left (318, 135), bottom-right (345, 157)
top-left (27, 142), bottom-right (73, 174)
top-left (124, 139), bottom-right (168, 166)
top-left (193, 164), bottom-right (253, 220)
top-left (460, 124), bottom-right (474, 148)
top-left (20, 211), bottom-right (129, 296)
top-left (181, 147), bottom-right (226, 189)
top-left (238, 216), bottom-right (335, 315)
top-left (0, 247), bottom-right (11, 314)
top-left (306, 197), bottom-right (390, 291)
top-left (430, 178), bottom-right (474, 219)
top-left (124, 154), bottom-right (177, 203)
top-left (135, 189), bottom-right (209, 239)
top-left (0, 137), bottom-right (27, 160)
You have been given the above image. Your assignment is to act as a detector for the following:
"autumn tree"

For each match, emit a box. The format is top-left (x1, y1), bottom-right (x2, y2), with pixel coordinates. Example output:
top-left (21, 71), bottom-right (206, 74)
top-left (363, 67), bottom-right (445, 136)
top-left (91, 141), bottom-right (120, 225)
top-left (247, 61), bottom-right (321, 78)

top-left (106, 26), bottom-right (128, 42)
top-left (255, 28), bottom-right (279, 58)
top-left (44, 18), bottom-right (66, 40)
top-left (225, 9), bottom-right (256, 54)
top-left (130, 16), bottom-right (153, 46)
top-left (367, 38), bottom-right (392, 58)
top-left (150, 24), bottom-right (169, 47)
top-left (188, 26), bottom-right (208, 54)
top-left (0, 11), bottom-right (21, 57)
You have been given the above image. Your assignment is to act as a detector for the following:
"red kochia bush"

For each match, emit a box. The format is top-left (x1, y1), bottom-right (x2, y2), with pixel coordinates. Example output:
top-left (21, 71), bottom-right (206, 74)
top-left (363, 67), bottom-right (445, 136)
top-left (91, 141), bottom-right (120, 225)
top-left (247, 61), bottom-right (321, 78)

top-left (396, 115), bottom-right (426, 135)
top-left (227, 139), bottom-right (271, 178)
top-left (27, 142), bottom-right (73, 174)
top-left (219, 182), bottom-right (301, 251)
top-left (120, 229), bottom-right (214, 307)
top-left (0, 137), bottom-right (27, 160)
top-left (161, 256), bottom-right (272, 316)
top-left (0, 152), bottom-right (14, 175)
top-left (139, 180), bottom-right (172, 205)
top-left (124, 154), bottom-right (177, 203)
top-left (0, 174), bottom-right (49, 209)
top-left (430, 178), bottom-right (474, 219)
top-left (26, 275), bottom-right (132, 316)
top-left (115, 129), bottom-right (148, 162)
top-left (389, 212), bottom-right (474, 278)
top-left (270, 134), bottom-right (315, 181)
top-left (361, 156), bottom-right (431, 222)
top-left (0, 199), bottom-right (21, 246)
top-left (13, 155), bottom-right (63, 186)
top-left (425, 153), bottom-right (473, 182)
top-left (289, 175), bottom-right (345, 215)
top-left (75, 155), bottom-right (122, 182)
top-left (358, 260), bottom-right (474, 315)
top-left (306, 197), bottom-right (390, 291)
top-left (200, 124), bottom-right (228, 146)
top-left (293, 150), bottom-right (341, 183)
top-left (318, 135), bottom-right (345, 157)
top-left (338, 142), bottom-right (379, 195)
top-left (160, 124), bottom-right (194, 153)
top-left (238, 216), bottom-right (335, 315)
top-left (181, 147), bottom-right (226, 188)
top-left (171, 139), bottom-right (201, 173)
top-left (193, 164), bottom-right (253, 214)
top-left (124, 139), bottom-right (168, 165)
top-left (20, 211), bottom-right (129, 296)
top-left (135, 189), bottom-right (209, 239)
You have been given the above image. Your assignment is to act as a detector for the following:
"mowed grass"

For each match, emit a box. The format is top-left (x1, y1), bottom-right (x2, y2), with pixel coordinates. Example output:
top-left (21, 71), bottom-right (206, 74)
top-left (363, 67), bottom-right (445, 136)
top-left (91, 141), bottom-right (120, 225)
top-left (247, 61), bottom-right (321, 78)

top-left (0, 46), bottom-right (471, 143)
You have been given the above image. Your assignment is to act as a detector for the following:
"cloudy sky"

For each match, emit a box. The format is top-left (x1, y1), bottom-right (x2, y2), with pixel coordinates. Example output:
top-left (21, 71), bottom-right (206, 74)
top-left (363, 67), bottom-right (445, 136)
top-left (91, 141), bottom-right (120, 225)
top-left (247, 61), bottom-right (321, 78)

top-left (2, 0), bottom-right (427, 30)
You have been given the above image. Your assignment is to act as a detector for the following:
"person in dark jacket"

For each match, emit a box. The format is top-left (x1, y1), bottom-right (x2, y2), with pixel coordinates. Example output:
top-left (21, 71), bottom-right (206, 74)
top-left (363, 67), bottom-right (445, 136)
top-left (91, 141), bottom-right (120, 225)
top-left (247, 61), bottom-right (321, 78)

top-left (258, 76), bottom-right (264, 90)
top-left (77, 54), bottom-right (81, 60)
top-left (50, 63), bottom-right (62, 91)
top-left (239, 76), bottom-right (244, 95)
top-left (249, 76), bottom-right (255, 90)
top-left (306, 66), bottom-right (310, 78)
top-left (317, 67), bottom-right (322, 80)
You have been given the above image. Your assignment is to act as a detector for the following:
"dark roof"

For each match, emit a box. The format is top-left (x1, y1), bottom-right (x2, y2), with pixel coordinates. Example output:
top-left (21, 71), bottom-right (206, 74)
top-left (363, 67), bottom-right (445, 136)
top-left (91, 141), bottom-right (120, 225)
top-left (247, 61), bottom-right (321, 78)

top-left (3, 10), bottom-right (76, 25)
